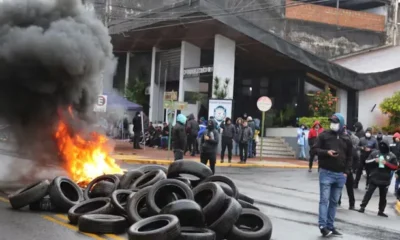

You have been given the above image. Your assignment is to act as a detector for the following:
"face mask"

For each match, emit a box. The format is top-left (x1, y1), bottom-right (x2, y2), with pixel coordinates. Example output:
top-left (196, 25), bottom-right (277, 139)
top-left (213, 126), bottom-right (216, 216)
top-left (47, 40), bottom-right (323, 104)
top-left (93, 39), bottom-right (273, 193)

top-left (330, 123), bottom-right (340, 132)
top-left (366, 133), bottom-right (371, 138)
top-left (315, 126), bottom-right (319, 130)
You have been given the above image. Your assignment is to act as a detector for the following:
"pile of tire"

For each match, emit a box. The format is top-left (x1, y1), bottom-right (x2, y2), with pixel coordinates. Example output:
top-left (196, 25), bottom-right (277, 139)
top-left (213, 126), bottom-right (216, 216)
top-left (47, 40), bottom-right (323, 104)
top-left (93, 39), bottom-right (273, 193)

top-left (7, 160), bottom-right (272, 240)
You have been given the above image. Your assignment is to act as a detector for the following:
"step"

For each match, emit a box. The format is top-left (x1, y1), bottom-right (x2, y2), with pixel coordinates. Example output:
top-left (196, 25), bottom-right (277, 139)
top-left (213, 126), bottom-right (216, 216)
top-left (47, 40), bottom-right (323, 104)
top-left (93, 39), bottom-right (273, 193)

top-left (256, 151), bottom-right (295, 157)
top-left (259, 138), bottom-right (284, 143)
top-left (258, 142), bottom-right (288, 147)
top-left (256, 146), bottom-right (289, 151)
top-left (257, 147), bottom-right (293, 153)
top-left (259, 154), bottom-right (296, 159)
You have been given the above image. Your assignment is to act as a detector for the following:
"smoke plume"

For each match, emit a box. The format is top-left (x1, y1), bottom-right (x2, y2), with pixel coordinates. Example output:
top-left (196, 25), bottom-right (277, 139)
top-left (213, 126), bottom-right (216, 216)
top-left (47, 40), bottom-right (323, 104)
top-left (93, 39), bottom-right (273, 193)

top-left (0, 0), bottom-right (115, 177)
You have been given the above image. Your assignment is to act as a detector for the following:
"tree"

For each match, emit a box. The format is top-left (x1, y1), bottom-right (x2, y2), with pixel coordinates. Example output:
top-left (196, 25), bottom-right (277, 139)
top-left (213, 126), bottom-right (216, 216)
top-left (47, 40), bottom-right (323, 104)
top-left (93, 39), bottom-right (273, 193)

top-left (125, 77), bottom-right (147, 106)
top-left (213, 76), bottom-right (230, 99)
top-left (309, 87), bottom-right (337, 117)
top-left (380, 91), bottom-right (400, 132)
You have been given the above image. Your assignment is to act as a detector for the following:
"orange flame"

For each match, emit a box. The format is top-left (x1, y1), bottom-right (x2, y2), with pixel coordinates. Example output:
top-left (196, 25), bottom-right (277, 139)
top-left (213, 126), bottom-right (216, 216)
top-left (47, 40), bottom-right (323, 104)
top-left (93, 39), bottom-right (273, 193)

top-left (54, 108), bottom-right (123, 185)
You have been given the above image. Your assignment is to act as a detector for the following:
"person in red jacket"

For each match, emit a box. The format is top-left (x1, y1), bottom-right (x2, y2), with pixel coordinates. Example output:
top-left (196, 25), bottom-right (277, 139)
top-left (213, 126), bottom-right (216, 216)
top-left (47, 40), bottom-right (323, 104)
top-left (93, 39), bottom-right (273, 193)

top-left (308, 120), bottom-right (324, 172)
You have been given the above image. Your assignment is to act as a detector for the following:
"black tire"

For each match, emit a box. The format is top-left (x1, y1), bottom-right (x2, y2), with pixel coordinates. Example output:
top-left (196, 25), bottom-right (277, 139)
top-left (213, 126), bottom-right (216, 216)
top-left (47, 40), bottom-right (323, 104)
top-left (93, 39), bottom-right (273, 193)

top-left (84, 174), bottom-right (120, 199)
top-left (29, 195), bottom-right (57, 212)
top-left (238, 199), bottom-right (259, 211)
top-left (127, 186), bottom-right (153, 224)
top-left (147, 179), bottom-right (194, 214)
top-left (78, 214), bottom-right (128, 234)
top-left (8, 180), bottom-right (50, 209)
top-left (137, 165), bottom-right (168, 174)
top-left (128, 214), bottom-right (181, 240)
top-left (227, 208), bottom-right (273, 240)
top-left (220, 185), bottom-right (254, 204)
top-left (68, 197), bottom-right (113, 224)
top-left (130, 170), bottom-right (166, 190)
top-left (160, 200), bottom-right (205, 227)
top-left (119, 170), bottom-right (144, 189)
top-left (111, 189), bottom-right (133, 215)
top-left (173, 177), bottom-right (192, 188)
top-left (114, 174), bottom-right (123, 180)
top-left (180, 227), bottom-right (216, 240)
top-left (201, 175), bottom-right (239, 199)
top-left (209, 197), bottom-right (242, 239)
top-left (167, 160), bottom-right (213, 181)
top-left (192, 182), bottom-right (226, 225)
top-left (48, 176), bottom-right (83, 212)
top-left (89, 181), bottom-right (116, 198)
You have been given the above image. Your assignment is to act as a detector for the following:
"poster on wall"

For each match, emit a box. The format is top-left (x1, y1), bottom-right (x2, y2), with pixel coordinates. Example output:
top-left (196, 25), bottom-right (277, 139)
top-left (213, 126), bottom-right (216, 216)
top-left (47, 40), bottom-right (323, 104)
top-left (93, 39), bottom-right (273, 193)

top-left (208, 99), bottom-right (233, 126)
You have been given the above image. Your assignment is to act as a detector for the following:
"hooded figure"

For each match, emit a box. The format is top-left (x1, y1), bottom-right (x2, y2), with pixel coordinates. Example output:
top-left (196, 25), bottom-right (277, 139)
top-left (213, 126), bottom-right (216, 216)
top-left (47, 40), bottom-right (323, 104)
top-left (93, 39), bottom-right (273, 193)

top-left (200, 119), bottom-right (219, 173)
top-left (359, 139), bottom-right (398, 217)
top-left (308, 121), bottom-right (324, 171)
top-left (390, 132), bottom-right (400, 196)
top-left (220, 117), bottom-right (235, 163)
top-left (376, 132), bottom-right (383, 143)
top-left (185, 114), bottom-right (200, 156)
top-left (354, 127), bottom-right (378, 189)
top-left (172, 114), bottom-right (187, 161)
top-left (312, 113), bottom-right (353, 237)
top-left (354, 122), bottom-right (365, 139)
top-left (132, 112), bottom-right (143, 149)
top-left (247, 116), bottom-right (256, 158)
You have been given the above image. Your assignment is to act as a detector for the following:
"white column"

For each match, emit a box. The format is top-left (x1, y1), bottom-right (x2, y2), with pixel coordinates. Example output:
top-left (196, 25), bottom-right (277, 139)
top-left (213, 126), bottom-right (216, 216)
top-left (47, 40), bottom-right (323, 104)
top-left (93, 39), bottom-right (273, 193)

top-left (124, 52), bottom-right (130, 94)
top-left (212, 34), bottom-right (236, 99)
top-left (149, 47), bottom-right (158, 122)
top-left (179, 41), bottom-right (201, 116)
top-left (337, 88), bottom-right (348, 122)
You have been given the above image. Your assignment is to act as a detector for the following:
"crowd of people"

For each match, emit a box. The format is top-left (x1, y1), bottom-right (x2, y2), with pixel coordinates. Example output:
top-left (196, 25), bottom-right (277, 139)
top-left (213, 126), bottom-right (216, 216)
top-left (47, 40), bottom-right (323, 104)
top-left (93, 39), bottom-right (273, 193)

top-left (302, 113), bottom-right (400, 237)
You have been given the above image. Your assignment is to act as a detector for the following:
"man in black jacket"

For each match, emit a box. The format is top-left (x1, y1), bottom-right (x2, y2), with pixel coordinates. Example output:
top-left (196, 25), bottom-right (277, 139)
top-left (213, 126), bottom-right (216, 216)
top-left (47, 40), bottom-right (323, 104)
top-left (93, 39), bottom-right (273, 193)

top-left (312, 113), bottom-right (352, 237)
top-left (353, 122), bottom-right (365, 139)
top-left (220, 117), bottom-right (235, 163)
top-left (185, 114), bottom-right (199, 156)
top-left (200, 119), bottom-right (219, 173)
top-left (132, 112), bottom-right (142, 149)
top-left (358, 139), bottom-right (398, 217)
top-left (172, 114), bottom-right (187, 161)
top-left (354, 128), bottom-right (378, 189)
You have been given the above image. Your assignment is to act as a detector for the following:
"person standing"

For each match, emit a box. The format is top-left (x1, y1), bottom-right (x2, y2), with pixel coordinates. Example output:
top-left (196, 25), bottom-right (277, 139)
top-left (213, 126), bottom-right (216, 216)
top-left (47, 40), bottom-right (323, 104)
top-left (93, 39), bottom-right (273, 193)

top-left (308, 121), bottom-right (324, 172)
top-left (313, 113), bottom-right (352, 237)
top-left (247, 116), bottom-right (256, 158)
top-left (390, 132), bottom-right (400, 195)
top-left (132, 112), bottom-right (142, 149)
top-left (200, 120), bottom-right (219, 173)
top-left (220, 118), bottom-right (235, 163)
top-left (172, 114), bottom-right (187, 161)
top-left (186, 114), bottom-right (199, 156)
top-left (297, 124), bottom-right (307, 160)
top-left (354, 128), bottom-right (378, 189)
top-left (160, 122), bottom-right (169, 149)
top-left (358, 139), bottom-right (398, 217)
top-left (353, 122), bottom-right (365, 139)
top-left (234, 118), bottom-right (243, 156)
top-left (237, 120), bottom-right (253, 164)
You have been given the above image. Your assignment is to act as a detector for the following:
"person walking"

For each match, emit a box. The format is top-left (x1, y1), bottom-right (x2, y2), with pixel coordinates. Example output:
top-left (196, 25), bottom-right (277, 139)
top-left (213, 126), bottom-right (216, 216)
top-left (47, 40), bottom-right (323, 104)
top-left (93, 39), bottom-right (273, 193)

top-left (234, 118), bottom-right (243, 156)
top-left (354, 128), bottom-right (378, 189)
top-left (308, 121), bottom-right (324, 172)
top-left (220, 118), bottom-right (235, 163)
top-left (237, 120), bottom-right (253, 164)
top-left (313, 113), bottom-right (352, 237)
top-left (358, 139), bottom-right (398, 217)
top-left (132, 112), bottom-right (142, 149)
top-left (247, 116), bottom-right (256, 158)
top-left (172, 114), bottom-right (187, 161)
top-left (297, 124), bottom-right (307, 160)
top-left (200, 119), bottom-right (219, 173)
top-left (186, 114), bottom-right (199, 156)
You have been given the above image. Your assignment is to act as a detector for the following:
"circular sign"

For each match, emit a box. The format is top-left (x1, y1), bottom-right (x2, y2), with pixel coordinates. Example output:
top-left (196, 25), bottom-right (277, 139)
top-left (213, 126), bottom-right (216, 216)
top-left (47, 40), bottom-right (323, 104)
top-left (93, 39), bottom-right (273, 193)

top-left (257, 96), bottom-right (272, 112)
top-left (97, 96), bottom-right (106, 106)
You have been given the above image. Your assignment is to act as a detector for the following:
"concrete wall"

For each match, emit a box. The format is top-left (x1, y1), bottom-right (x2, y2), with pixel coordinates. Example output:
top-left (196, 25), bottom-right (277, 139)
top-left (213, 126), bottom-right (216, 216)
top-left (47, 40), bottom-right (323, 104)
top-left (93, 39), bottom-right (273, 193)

top-left (358, 80), bottom-right (400, 129)
top-left (337, 88), bottom-right (348, 121)
top-left (212, 34), bottom-right (236, 99)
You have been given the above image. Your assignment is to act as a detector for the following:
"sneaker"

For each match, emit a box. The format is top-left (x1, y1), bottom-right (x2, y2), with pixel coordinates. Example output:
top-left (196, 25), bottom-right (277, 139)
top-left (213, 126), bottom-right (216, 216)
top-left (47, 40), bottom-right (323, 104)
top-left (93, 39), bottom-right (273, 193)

top-left (349, 206), bottom-right (356, 211)
top-left (220, 160), bottom-right (224, 163)
top-left (320, 227), bottom-right (332, 237)
top-left (308, 169), bottom-right (312, 173)
top-left (358, 207), bottom-right (365, 213)
top-left (378, 212), bottom-right (388, 217)
top-left (330, 228), bottom-right (342, 235)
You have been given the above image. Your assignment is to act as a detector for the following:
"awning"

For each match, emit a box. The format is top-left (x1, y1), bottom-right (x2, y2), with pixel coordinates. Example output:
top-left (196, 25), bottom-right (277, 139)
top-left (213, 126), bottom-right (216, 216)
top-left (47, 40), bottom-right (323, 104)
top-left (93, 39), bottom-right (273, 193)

top-left (104, 92), bottom-right (143, 111)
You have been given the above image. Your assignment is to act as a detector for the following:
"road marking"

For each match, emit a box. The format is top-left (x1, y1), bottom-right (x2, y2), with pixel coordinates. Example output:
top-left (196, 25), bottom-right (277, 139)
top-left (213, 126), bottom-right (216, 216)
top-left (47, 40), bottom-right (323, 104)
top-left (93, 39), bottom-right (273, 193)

top-left (55, 214), bottom-right (69, 221)
top-left (42, 215), bottom-right (106, 240)
top-left (0, 197), bottom-right (9, 203)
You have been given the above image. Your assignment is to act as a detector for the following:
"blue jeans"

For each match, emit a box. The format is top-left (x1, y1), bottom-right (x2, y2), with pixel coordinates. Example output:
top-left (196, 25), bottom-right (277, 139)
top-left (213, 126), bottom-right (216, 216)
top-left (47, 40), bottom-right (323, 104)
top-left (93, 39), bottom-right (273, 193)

top-left (160, 136), bottom-right (168, 148)
top-left (298, 145), bottom-right (306, 159)
top-left (318, 168), bottom-right (346, 230)
top-left (248, 140), bottom-right (253, 158)
top-left (234, 141), bottom-right (239, 156)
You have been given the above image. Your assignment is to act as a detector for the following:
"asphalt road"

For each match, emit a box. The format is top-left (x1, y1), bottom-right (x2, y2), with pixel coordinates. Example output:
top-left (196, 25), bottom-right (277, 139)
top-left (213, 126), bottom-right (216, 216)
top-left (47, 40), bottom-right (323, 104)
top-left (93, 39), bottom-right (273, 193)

top-left (1, 161), bottom-right (400, 240)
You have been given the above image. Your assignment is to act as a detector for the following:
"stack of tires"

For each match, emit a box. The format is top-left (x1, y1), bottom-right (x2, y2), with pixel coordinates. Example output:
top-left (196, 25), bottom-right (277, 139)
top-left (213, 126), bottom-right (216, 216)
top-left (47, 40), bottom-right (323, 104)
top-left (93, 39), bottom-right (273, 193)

top-left (7, 160), bottom-right (273, 240)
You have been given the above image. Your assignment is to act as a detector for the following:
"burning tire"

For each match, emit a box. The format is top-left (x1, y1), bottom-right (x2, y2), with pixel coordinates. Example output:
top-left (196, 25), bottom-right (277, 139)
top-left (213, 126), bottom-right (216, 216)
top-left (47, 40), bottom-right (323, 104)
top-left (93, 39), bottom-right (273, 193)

top-left (29, 195), bottom-right (57, 212)
top-left (127, 214), bottom-right (180, 240)
top-left (84, 174), bottom-right (120, 199)
top-left (48, 176), bottom-right (83, 212)
top-left (119, 170), bottom-right (144, 189)
top-left (167, 160), bottom-right (213, 183)
top-left (111, 189), bottom-right (133, 216)
top-left (192, 182), bottom-right (226, 225)
top-left (160, 200), bottom-right (205, 227)
top-left (78, 214), bottom-right (128, 234)
top-left (180, 227), bottom-right (216, 240)
top-left (130, 170), bottom-right (166, 190)
top-left (127, 186), bottom-right (153, 224)
top-left (137, 165), bottom-right (168, 174)
top-left (146, 179), bottom-right (194, 215)
top-left (227, 208), bottom-right (273, 240)
top-left (238, 199), bottom-right (259, 211)
top-left (68, 197), bottom-right (113, 224)
top-left (209, 197), bottom-right (242, 239)
top-left (201, 175), bottom-right (239, 199)
top-left (8, 180), bottom-right (50, 209)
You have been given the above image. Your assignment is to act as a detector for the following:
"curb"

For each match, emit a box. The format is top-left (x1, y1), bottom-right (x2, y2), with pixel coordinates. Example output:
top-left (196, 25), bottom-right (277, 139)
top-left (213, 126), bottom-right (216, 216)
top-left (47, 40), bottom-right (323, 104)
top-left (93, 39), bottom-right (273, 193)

top-left (115, 157), bottom-right (315, 169)
top-left (395, 201), bottom-right (400, 214)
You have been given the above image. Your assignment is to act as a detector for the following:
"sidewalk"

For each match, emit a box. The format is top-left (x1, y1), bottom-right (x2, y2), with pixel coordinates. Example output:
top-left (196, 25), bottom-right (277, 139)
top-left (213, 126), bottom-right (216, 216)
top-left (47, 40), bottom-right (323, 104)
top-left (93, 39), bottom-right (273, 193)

top-left (113, 142), bottom-right (313, 169)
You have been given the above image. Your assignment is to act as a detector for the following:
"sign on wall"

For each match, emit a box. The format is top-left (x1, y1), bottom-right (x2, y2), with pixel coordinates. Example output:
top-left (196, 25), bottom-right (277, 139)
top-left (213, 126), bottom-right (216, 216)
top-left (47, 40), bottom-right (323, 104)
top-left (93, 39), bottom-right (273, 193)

top-left (94, 95), bottom-right (107, 112)
top-left (208, 99), bottom-right (233, 126)
top-left (183, 66), bottom-right (213, 77)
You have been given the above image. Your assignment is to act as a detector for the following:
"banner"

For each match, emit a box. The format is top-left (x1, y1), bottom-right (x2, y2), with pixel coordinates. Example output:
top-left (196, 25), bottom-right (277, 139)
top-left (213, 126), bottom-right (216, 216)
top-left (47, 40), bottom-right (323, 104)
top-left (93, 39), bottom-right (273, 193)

top-left (208, 99), bottom-right (233, 126)
top-left (94, 95), bottom-right (107, 112)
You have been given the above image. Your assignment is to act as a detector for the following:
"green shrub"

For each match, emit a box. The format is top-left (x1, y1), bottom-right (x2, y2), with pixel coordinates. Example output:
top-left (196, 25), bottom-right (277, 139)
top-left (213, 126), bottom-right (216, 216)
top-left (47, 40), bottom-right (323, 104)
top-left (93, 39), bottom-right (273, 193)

top-left (299, 117), bottom-right (330, 129)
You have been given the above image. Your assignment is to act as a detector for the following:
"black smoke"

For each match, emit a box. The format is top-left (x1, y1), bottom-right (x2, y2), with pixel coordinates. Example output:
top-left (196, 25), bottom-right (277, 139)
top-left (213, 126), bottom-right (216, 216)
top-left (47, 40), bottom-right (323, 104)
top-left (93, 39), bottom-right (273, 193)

top-left (0, 0), bottom-right (115, 167)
